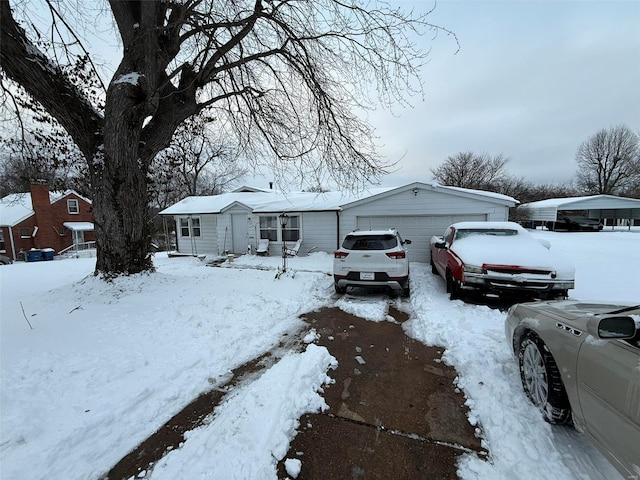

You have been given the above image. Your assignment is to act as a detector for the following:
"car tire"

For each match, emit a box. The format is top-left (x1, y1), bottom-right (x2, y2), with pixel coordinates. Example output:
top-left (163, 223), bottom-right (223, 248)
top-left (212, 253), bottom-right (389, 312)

top-left (518, 332), bottom-right (572, 424)
top-left (431, 259), bottom-right (438, 275)
top-left (401, 283), bottom-right (410, 298)
top-left (334, 283), bottom-right (346, 295)
top-left (446, 270), bottom-right (461, 300)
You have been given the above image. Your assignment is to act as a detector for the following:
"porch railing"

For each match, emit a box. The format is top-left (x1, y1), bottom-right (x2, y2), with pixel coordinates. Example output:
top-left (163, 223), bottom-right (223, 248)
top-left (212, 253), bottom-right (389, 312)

top-left (58, 241), bottom-right (97, 258)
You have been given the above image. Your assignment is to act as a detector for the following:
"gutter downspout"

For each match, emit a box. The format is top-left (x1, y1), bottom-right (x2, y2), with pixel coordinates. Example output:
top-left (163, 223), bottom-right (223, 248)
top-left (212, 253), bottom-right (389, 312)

top-left (9, 226), bottom-right (16, 260)
top-left (336, 211), bottom-right (340, 249)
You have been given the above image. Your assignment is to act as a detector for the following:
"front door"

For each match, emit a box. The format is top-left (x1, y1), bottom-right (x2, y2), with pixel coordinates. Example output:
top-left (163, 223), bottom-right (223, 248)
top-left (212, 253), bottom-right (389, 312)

top-left (231, 214), bottom-right (248, 254)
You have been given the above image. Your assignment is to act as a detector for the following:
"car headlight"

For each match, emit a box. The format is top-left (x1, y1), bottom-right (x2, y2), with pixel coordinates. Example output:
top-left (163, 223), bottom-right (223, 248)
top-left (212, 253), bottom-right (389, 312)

top-left (463, 265), bottom-right (483, 274)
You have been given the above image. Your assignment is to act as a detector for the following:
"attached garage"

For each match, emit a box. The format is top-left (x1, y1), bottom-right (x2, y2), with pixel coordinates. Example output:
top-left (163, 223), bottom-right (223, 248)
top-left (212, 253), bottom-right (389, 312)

top-left (340, 183), bottom-right (517, 263)
top-left (355, 214), bottom-right (487, 264)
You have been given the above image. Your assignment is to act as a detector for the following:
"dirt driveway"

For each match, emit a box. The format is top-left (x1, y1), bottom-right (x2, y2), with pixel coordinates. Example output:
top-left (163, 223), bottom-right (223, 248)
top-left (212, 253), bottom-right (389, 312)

top-left (106, 304), bottom-right (486, 479)
top-left (276, 306), bottom-right (486, 479)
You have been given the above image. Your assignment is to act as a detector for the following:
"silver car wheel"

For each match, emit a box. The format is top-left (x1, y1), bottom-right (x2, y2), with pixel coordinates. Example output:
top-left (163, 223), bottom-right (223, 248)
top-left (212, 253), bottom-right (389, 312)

top-left (522, 341), bottom-right (548, 406)
top-left (517, 332), bottom-right (572, 425)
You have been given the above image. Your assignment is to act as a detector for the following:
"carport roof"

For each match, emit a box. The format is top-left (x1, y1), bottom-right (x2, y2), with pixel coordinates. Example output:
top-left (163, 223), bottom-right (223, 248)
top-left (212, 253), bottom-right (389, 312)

top-left (521, 194), bottom-right (640, 210)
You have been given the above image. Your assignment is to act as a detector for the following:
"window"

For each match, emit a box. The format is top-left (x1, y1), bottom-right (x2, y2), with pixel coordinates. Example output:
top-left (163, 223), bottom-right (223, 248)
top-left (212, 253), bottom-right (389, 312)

top-left (282, 215), bottom-right (300, 242)
top-left (179, 217), bottom-right (201, 237)
top-left (20, 229), bottom-right (30, 238)
top-left (191, 217), bottom-right (201, 237)
top-left (0, 230), bottom-right (5, 252)
top-left (259, 216), bottom-right (278, 241)
top-left (67, 199), bottom-right (79, 214)
top-left (443, 227), bottom-right (454, 244)
top-left (342, 234), bottom-right (398, 250)
top-left (180, 218), bottom-right (190, 237)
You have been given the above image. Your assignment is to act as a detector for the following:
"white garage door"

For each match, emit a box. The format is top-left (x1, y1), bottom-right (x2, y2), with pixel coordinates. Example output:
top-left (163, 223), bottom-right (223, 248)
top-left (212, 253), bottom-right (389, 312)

top-left (356, 215), bottom-right (486, 263)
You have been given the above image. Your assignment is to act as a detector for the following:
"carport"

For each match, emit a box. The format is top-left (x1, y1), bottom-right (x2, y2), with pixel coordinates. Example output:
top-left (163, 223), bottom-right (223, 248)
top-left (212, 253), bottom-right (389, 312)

top-left (521, 195), bottom-right (640, 229)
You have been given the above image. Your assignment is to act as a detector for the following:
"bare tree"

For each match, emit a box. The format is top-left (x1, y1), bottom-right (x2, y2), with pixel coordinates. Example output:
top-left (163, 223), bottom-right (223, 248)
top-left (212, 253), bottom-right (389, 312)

top-left (1, 0), bottom-right (453, 277)
top-left (431, 152), bottom-right (509, 191)
top-left (576, 125), bottom-right (640, 195)
top-left (0, 134), bottom-right (89, 197)
top-left (152, 117), bottom-right (247, 209)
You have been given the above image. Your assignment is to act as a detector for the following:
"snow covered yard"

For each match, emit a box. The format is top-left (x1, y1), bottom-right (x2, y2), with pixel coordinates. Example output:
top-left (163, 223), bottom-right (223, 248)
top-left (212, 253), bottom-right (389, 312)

top-left (0, 228), bottom-right (638, 480)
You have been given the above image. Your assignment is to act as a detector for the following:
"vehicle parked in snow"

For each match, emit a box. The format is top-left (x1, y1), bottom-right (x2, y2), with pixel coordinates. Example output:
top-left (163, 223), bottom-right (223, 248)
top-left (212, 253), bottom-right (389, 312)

top-left (546, 215), bottom-right (603, 232)
top-left (333, 229), bottom-right (411, 296)
top-left (430, 222), bottom-right (574, 300)
top-left (505, 300), bottom-right (640, 478)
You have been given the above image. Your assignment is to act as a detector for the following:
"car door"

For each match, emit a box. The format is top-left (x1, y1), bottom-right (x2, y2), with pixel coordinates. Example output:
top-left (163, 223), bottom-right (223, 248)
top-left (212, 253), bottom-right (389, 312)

top-left (433, 227), bottom-right (454, 275)
top-left (575, 338), bottom-right (640, 471)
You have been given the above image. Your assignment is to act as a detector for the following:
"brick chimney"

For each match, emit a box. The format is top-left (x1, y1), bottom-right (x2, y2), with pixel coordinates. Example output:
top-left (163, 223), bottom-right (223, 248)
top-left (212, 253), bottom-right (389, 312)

top-left (30, 183), bottom-right (56, 249)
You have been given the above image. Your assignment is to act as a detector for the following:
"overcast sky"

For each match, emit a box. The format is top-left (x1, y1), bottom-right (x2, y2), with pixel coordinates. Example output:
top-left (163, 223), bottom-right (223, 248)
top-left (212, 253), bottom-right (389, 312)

top-left (365, 0), bottom-right (640, 188)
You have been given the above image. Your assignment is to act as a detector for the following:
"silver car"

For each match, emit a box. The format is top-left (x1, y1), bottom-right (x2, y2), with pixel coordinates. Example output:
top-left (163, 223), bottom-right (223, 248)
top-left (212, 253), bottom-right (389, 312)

top-left (505, 300), bottom-right (640, 477)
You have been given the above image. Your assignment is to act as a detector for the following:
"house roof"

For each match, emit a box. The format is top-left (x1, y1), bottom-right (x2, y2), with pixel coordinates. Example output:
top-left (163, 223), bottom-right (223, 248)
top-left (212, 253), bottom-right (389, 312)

top-left (159, 182), bottom-right (517, 216)
top-left (0, 190), bottom-right (90, 227)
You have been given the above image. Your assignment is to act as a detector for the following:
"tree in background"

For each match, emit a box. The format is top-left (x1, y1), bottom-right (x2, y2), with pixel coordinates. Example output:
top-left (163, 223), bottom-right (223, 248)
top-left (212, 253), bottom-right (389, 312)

top-left (0, 135), bottom-right (90, 198)
top-left (430, 152), bottom-right (509, 191)
top-left (1, 0), bottom-right (451, 277)
top-left (151, 117), bottom-right (247, 210)
top-left (576, 125), bottom-right (640, 195)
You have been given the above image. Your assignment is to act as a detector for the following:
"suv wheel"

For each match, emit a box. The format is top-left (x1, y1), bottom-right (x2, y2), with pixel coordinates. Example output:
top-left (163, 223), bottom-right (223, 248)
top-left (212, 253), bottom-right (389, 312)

top-left (334, 282), bottom-right (346, 294)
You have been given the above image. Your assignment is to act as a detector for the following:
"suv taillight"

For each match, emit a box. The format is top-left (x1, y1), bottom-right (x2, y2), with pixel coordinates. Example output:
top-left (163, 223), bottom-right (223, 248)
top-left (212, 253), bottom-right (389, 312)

top-left (334, 251), bottom-right (349, 259)
top-left (386, 251), bottom-right (405, 259)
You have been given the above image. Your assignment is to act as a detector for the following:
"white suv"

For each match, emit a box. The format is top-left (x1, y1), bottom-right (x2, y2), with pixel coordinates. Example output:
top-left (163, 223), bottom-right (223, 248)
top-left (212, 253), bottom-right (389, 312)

top-left (333, 229), bottom-right (412, 296)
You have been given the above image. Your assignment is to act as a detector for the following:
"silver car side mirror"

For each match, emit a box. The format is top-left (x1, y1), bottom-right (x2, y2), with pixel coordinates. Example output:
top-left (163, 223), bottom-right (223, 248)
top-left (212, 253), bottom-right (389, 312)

top-left (587, 316), bottom-right (637, 339)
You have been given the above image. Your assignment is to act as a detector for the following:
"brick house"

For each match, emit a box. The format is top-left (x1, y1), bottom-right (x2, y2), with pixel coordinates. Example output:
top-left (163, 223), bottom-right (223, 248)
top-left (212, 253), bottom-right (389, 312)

top-left (0, 183), bottom-right (94, 261)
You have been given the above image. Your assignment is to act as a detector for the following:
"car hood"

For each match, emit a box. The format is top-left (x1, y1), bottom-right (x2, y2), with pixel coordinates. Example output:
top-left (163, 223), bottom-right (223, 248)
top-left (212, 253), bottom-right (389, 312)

top-left (451, 235), bottom-right (575, 276)
top-left (524, 299), bottom-right (638, 315)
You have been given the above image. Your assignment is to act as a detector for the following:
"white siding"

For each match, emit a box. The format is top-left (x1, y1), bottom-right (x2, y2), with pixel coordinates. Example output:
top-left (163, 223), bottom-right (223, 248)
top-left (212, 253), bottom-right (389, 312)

top-left (298, 212), bottom-right (338, 254)
top-left (340, 189), bottom-right (509, 263)
top-left (175, 214), bottom-right (217, 255)
top-left (355, 214), bottom-right (486, 263)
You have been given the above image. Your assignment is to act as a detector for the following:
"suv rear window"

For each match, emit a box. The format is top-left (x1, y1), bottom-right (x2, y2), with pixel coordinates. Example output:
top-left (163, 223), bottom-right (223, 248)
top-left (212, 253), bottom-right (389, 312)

top-left (342, 234), bottom-right (398, 250)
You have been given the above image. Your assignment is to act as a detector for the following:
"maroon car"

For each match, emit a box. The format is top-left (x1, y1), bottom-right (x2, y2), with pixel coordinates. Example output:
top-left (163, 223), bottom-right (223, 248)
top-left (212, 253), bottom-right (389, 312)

top-left (429, 222), bottom-right (575, 300)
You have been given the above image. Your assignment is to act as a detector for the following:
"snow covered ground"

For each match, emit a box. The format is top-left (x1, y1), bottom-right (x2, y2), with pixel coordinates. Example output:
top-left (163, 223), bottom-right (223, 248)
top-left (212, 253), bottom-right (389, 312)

top-left (1, 228), bottom-right (638, 480)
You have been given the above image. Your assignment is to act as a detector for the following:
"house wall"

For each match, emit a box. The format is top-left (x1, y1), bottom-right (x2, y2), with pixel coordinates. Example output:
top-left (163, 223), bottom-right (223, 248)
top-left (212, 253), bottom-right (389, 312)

top-left (1, 186), bottom-right (94, 260)
top-left (175, 214), bottom-right (218, 256)
top-left (164, 186), bottom-right (512, 263)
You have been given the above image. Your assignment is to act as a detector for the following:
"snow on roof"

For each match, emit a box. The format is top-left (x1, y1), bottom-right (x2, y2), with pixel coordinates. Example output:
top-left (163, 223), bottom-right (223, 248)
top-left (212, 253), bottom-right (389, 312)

top-left (522, 194), bottom-right (640, 209)
top-left (63, 222), bottom-right (94, 231)
top-left (160, 183), bottom-right (516, 216)
top-left (438, 185), bottom-right (518, 205)
top-left (0, 190), bottom-right (90, 226)
top-left (159, 188), bottom-right (396, 215)
top-left (0, 193), bottom-right (34, 226)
